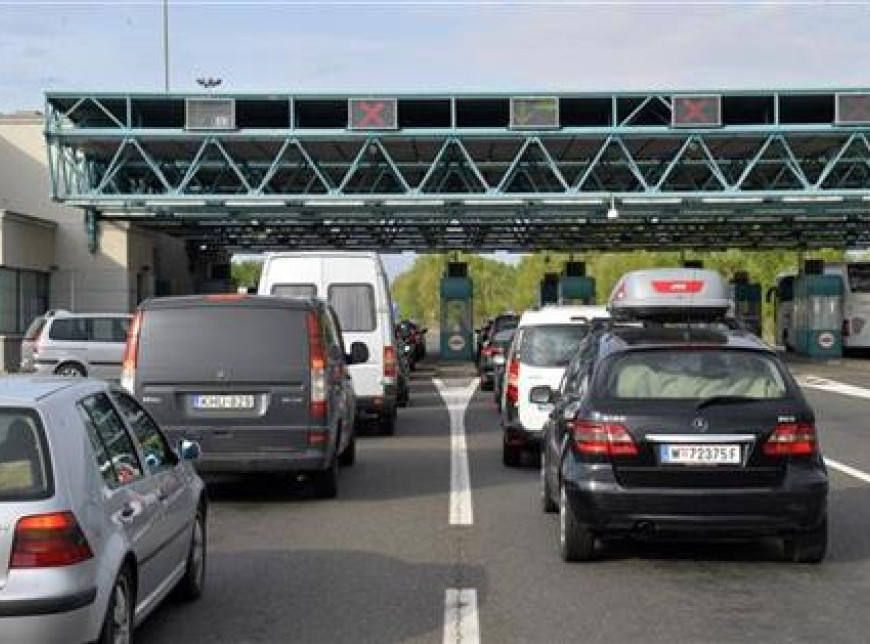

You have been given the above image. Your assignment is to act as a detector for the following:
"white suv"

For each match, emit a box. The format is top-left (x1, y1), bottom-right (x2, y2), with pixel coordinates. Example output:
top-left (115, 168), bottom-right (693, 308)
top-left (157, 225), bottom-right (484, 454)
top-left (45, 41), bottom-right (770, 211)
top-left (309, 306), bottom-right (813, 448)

top-left (500, 305), bottom-right (608, 466)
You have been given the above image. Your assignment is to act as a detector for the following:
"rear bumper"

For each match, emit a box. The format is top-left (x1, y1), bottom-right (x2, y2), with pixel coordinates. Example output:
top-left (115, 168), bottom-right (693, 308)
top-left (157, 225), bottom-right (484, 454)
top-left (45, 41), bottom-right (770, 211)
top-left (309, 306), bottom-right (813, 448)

top-left (563, 461), bottom-right (828, 537)
top-left (194, 451), bottom-right (333, 474)
top-left (0, 588), bottom-right (99, 644)
top-left (503, 421), bottom-right (543, 449)
top-left (356, 384), bottom-right (397, 415)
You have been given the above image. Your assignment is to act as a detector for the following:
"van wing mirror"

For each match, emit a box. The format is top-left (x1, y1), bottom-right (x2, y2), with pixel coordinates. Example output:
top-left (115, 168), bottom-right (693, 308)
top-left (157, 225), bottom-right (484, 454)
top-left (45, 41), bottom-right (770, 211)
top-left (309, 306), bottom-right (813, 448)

top-left (348, 341), bottom-right (369, 365)
top-left (178, 439), bottom-right (201, 461)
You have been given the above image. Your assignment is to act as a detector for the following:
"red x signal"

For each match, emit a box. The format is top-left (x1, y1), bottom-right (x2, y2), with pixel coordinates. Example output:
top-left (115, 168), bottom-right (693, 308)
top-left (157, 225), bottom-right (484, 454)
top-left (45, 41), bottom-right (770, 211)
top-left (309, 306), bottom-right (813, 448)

top-left (674, 96), bottom-right (720, 127)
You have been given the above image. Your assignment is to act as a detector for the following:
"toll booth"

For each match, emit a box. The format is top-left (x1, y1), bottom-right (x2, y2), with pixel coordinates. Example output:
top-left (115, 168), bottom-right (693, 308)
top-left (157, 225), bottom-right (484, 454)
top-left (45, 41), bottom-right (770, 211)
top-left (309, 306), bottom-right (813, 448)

top-left (440, 262), bottom-right (474, 361)
top-left (793, 260), bottom-right (843, 359)
top-left (559, 261), bottom-right (596, 305)
top-left (730, 271), bottom-right (762, 337)
top-left (539, 273), bottom-right (559, 306)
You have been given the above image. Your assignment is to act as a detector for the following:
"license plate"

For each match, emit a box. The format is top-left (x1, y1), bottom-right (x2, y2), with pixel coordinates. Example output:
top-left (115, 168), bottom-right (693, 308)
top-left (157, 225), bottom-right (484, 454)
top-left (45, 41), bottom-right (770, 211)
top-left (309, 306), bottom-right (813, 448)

top-left (193, 394), bottom-right (255, 410)
top-left (659, 444), bottom-right (741, 465)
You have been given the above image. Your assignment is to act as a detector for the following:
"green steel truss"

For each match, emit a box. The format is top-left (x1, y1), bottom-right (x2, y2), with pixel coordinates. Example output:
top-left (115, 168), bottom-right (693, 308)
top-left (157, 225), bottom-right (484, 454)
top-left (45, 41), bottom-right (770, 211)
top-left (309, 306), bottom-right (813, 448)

top-left (45, 91), bottom-right (870, 251)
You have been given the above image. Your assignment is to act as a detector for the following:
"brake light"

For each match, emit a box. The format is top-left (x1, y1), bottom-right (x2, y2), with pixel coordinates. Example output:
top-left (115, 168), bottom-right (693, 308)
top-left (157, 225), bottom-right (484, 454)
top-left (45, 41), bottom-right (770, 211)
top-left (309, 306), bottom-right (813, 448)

top-left (306, 312), bottom-right (327, 420)
top-left (652, 280), bottom-right (704, 294)
top-left (569, 420), bottom-right (638, 458)
top-left (383, 346), bottom-right (397, 381)
top-left (506, 359), bottom-right (520, 404)
top-left (10, 512), bottom-right (93, 568)
top-left (763, 422), bottom-right (817, 457)
top-left (120, 311), bottom-right (142, 393)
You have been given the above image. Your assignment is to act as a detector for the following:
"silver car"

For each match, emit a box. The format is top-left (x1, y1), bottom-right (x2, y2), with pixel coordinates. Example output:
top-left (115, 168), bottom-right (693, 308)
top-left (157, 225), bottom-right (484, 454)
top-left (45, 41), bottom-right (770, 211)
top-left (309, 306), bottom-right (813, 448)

top-left (20, 311), bottom-right (132, 379)
top-left (0, 377), bottom-right (206, 643)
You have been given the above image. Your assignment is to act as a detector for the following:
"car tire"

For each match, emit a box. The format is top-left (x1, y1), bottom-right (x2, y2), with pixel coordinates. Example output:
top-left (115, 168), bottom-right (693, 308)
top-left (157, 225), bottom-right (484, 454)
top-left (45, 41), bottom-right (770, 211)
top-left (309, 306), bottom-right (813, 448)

top-left (379, 407), bottom-right (397, 436)
top-left (784, 519), bottom-right (827, 564)
top-left (540, 454), bottom-right (558, 513)
top-left (338, 434), bottom-right (356, 467)
top-left (502, 440), bottom-right (521, 467)
top-left (98, 565), bottom-right (134, 644)
top-left (559, 480), bottom-right (595, 562)
top-left (55, 362), bottom-right (86, 377)
top-left (311, 457), bottom-right (338, 499)
top-left (176, 504), bottom-right (207, 601)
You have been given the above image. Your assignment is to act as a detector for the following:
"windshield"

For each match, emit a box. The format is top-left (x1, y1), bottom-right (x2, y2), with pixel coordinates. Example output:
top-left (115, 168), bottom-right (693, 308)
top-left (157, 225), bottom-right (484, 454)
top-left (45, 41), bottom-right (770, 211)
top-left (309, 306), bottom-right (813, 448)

top-left (600, 349), bottom-right (788, 400)
top-left (519, 324), bottom-right (588, 368)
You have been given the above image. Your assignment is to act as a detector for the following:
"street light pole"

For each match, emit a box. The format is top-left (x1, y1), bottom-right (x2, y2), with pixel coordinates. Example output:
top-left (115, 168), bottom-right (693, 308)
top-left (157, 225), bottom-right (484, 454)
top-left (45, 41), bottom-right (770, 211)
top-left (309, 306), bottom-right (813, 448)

top-left (162, 0), bottom-right (170, 92)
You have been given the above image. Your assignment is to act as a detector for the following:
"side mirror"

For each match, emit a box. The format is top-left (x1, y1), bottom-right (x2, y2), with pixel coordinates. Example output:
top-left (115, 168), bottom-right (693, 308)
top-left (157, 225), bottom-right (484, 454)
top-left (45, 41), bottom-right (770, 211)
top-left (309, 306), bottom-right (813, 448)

top-left (529, 385), bottom-right (553, 405)
top-left (348, 341), bottom-right (369, 365)
top-left (493, 354), bottom-right (506, 366)
top-left (178, 439), bottom-right (201, 461)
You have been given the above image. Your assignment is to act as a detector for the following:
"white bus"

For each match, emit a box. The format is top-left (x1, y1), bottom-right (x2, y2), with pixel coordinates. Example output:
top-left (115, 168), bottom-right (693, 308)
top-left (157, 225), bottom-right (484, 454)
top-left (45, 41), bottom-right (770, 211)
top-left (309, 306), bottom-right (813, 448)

top-left (770, 262), bottom-right (870, 350)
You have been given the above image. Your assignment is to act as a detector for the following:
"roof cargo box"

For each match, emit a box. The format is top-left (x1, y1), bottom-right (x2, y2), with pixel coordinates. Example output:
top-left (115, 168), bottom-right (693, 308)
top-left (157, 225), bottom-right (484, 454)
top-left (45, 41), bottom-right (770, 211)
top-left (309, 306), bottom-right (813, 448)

top-left (608, 268), bottom-right (731, 321)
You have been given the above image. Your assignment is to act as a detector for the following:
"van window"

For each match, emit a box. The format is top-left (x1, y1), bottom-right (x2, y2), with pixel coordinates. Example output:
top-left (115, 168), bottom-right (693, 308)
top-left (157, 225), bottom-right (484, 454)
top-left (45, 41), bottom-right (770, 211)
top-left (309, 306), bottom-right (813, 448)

top-left (49, 318), bottom-right (88, 341)
top-left (272, 284), bottom-right (317, 299)
top-left (0, 410), bottom-right (52, 501)
top-left (328, 284), bottom-right (376, 332)
top-left (91, 317), bottom-right (130, 343)
top-left (138, 306), bottom-right (308, 383)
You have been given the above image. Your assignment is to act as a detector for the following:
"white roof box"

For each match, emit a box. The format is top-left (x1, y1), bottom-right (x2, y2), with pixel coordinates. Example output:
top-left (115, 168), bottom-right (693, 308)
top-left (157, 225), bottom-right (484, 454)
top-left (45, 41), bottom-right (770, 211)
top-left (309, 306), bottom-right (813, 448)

top-left (608, 268), bottom-right (731, 321)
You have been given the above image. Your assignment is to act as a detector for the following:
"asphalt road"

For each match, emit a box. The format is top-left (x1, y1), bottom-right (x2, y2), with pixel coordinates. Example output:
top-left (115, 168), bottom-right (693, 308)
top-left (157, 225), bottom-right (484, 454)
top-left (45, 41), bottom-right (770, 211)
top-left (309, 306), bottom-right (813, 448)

top-left (138, 359), bottom-right (870, 643)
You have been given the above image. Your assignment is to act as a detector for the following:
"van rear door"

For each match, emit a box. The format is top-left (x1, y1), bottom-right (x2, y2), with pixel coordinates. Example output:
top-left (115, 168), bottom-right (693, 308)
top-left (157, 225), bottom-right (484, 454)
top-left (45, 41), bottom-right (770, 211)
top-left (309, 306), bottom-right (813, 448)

top-left (326, 280), bottom-right (384, 398)
top-left (135, 303), bottom-right (312, 454)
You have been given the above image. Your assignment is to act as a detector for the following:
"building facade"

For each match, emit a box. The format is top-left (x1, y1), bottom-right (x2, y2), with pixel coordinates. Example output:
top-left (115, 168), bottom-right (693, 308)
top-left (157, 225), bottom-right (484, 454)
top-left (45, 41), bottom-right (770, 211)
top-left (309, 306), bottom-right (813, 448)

top-left (0, 111), bottom-right (207, 371)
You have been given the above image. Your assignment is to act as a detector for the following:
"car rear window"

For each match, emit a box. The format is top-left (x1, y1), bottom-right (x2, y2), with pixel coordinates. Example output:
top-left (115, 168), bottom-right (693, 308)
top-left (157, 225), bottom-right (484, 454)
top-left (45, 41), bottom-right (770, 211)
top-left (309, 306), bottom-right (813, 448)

top-left (138, 306), bottom-right (308, 383)
top-left (600, 349), bottom-right (788, 400)
top-left (24, 317), bottom-right (46, 341)
top-left (518, 324), bottom-right (589, 367)
top-left (272, 284), bottom-right (317, 299)
top-left (328, 284), bottom-right (376, 332)
top-left (0, 410), bottom-right (52, 501)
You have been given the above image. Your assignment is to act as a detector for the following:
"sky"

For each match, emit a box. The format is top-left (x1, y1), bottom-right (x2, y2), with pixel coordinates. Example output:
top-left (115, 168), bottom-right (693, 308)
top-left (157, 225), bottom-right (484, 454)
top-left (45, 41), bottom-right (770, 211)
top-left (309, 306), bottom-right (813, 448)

top-left (2, 0), bottom-right (869, 278)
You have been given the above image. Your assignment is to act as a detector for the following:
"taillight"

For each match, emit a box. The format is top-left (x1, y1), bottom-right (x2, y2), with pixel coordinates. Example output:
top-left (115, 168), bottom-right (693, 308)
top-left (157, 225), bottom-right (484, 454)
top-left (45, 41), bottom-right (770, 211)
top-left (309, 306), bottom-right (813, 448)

top-left (506, 359), bottom-right (520, 404)
top-left (10, 512), bottom-right (93, 569)
top-left (569, 420), bottom-right (638, 458)
top-left (306, 312), bottom-right (327, 420)
top-left (763, 422), bottom-right (817, 457)
top-left (120, 311), bottom-right (142, 393)
top-left (383, 346), bottom-right (397, 381)
top-left (481, 346), bottom-right (494, 358)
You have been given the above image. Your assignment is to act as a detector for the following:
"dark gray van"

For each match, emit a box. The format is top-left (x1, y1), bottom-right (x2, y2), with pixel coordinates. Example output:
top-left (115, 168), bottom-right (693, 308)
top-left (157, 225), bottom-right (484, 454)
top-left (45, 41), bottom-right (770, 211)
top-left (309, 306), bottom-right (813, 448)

top-left (121, 295), bottom-right (367, 497)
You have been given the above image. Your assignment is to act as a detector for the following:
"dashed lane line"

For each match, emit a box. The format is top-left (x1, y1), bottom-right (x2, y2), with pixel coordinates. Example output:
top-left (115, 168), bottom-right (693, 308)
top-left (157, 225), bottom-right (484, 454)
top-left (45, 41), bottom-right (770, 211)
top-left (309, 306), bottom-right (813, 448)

top-left (434, 377), bottom-right (479, 526)
top-left (443, 589), bottom-right (480, 644)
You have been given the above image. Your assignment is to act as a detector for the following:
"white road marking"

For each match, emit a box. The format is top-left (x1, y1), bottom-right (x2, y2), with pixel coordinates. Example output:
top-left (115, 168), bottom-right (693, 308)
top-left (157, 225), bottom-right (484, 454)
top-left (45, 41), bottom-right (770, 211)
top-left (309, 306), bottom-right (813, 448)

top-left (798, 375), bottom-right (870, 401)
top-left (434, 377), bottom-right (479, 526)
top-left (443, 588), bottom-right (480, 644)
top-left (825, 457), bottom-right (870, 485)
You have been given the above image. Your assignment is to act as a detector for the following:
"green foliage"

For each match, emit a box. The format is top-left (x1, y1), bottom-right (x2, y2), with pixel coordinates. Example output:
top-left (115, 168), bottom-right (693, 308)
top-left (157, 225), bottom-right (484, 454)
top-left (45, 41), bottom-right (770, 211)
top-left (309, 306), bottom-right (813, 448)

top-left (232, 260), bottom-right (263, 289)
top-left (390, 249), bottom-right (846, 340)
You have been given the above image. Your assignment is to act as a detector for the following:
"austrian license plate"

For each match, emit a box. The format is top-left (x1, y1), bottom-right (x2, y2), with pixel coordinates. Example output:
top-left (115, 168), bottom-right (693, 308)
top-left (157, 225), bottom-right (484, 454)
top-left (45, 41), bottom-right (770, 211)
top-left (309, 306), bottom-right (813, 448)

top-left (193, 394), bottom-right (255, 410)
top-left (659, 444), bottom-right (741, 465)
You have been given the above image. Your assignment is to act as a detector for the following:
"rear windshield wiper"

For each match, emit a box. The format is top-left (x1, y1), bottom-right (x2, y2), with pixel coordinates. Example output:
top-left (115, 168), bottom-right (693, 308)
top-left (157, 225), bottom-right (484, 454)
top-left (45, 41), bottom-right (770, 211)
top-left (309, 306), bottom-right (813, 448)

top-left (695, 395), bottom-right (764, 411)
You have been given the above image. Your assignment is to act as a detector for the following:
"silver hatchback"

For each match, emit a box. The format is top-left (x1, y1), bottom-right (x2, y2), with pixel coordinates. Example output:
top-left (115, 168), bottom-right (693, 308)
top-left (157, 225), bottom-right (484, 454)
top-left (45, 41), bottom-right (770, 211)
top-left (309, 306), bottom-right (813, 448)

top-left (0, 377), bottom-right (206, 643)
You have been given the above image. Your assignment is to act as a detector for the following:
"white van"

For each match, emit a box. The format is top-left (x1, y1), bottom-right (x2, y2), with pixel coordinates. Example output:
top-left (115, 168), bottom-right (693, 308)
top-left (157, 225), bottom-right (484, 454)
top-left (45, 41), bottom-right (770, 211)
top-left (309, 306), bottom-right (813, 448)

top-left (501, 304), bottom-right (608, 466)
top-left (258, 252), bottom-right (399, 434)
